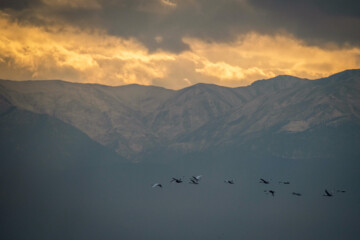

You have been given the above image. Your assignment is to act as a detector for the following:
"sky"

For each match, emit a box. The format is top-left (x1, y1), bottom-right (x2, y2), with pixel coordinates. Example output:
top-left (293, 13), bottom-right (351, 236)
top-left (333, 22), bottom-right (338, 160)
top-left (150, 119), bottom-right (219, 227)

top-left (0, 0), bottom-right (359, 89)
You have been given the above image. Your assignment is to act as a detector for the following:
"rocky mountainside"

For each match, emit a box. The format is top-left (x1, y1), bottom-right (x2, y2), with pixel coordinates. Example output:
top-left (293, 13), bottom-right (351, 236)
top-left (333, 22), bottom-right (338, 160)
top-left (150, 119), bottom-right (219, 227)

top-left (179, 71), bottom-right (360, 145)
top-left (0, 69), bottom-right (359, 161)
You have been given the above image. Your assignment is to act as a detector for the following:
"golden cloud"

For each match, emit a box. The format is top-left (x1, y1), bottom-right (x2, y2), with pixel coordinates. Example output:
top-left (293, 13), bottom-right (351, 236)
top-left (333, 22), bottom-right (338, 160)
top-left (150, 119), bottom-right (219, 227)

top-left (160, 0), bottom-right (177, 8)
top-left (181, 33), bottom-right (360, 86)
top-left (0, 12), bottom-right (175, 85)
top-left (0, 11), bottom-right (359, 89)
top-left (195, 61), bottom-right (271, 81)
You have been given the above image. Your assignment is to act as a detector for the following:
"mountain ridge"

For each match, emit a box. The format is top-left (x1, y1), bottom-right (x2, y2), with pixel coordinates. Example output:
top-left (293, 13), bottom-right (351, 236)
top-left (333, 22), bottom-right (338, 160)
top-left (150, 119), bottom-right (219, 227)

top-left (1, 69), bottom-right (359, 90)
top-left (1, 69), bottom-right (359, 161)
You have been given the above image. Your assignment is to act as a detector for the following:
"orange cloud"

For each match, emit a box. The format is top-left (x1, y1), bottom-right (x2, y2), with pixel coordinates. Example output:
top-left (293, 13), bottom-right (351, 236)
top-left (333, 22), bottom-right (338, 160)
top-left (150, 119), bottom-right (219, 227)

top-left (194, 61), bottom-right (271, 82)
top-left (0, 12), bottom-right (175, 85)
top-left (0, 11), bottom-right (359, 89)
top-left (160, 0), bottom-right (177, 8)
top-left (181, 33), bottom-right (360, 86)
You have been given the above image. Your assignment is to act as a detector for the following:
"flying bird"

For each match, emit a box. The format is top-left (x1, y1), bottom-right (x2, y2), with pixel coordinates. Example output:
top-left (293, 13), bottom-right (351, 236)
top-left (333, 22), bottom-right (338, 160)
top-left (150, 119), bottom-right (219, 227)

top-left (152, 183), bottom-right (162, 188)
top-left (323, 189), bottom-right (333, 197)
top-left (192, 175), bottom-right (202, 182)
top-left (337, 190), bottom-right (346, 193)
top-left (224, 180), bottom-right (235, 184)
top-left (189, 179), bottom-right (199, 184)
top-left (260, 178), bottom-right (269, 184)
top-left (264, 190), bottom-right (275, 196)
top-left (292, 192), bottom-right (302, 196)
top-left (279, 181), bottom-right (290, 184)
top-left (171, 177), bottom-right (183, 183)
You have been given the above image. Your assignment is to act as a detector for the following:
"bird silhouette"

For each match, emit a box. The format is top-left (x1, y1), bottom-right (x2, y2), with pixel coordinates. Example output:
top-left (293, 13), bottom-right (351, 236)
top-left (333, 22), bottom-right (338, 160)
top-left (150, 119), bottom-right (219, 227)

top-left (171, 177), bottom-right (183, 183)
top-left (224, 180), bottom-right (234, 184)
top-left (264, 190), bottom-right (275, 196)
top-left (260, 178), bottom-right (269, 184)
top-left (292, 192), bottom-right (302, 196)
top-left (323, 189), bottom-right (333, 197)
top-left (189, 179), bottom-right (199, 184)
top-left (192, 175), bottom-right (202, 182)
top-left (279, 181), bottom-right (290, 184)
top-left (152, 183), bottom-right (162, 188)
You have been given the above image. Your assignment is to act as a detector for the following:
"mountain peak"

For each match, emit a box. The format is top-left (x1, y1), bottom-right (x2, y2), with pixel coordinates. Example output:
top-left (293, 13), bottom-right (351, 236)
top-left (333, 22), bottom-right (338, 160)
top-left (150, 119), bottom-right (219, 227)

top-left (244, 75), bottom-right (309, 93)
top-left (251, 74), bottom-right (308, 85)
top-left (324, 69), bottom-right (360, 81)
top-left (328, 69), bottom-right (360, 77)
top-left (184, 82), bottom-right (223, 90)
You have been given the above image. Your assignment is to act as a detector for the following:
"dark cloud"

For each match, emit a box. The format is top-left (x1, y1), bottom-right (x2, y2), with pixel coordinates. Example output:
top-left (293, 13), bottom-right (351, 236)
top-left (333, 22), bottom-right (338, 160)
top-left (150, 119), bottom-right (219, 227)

top-left (252, 0), bottom-right (360, 18)
top-left (98, 0), bottom-right (258, 52)
top-left (0, 0), bottom-right (39, 10)
top-left (1, 0), bottom-right (359, 52)
top-left (250, 0), bottom-right (360, 47)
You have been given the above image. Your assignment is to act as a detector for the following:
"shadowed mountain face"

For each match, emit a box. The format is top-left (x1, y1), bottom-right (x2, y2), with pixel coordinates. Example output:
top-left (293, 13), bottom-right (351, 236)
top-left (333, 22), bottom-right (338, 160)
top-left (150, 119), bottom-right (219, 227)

top-left (0, 103), bottom-right (124, 172)
top-left (0, 69), bottom-right (359, 161)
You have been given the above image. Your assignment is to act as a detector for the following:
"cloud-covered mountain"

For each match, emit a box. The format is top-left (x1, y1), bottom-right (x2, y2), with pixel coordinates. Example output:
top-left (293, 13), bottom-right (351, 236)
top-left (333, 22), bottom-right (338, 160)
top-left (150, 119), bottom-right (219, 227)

top-left (0, 69), bottom-right (359, 161)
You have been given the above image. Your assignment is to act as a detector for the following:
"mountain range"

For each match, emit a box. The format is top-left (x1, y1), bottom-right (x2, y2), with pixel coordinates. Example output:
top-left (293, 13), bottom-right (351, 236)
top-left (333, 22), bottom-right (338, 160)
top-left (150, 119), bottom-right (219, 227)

top-left (0, 69), bottom-right (359, 162)
top-left (1, 70), bottom-right (360, 240)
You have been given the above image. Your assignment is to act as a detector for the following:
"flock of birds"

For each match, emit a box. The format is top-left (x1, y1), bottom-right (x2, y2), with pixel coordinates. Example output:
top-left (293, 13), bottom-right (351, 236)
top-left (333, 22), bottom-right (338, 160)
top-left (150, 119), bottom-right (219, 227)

top-left (152, 175), bottom-right (202, 188)
top-left (152, 176), bottom-right (346, 197)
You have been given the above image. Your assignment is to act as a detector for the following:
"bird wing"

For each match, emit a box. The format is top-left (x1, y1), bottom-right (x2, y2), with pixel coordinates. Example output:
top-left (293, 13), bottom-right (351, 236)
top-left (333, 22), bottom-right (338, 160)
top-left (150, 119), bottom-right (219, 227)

top-left (260, 178), bottom-right (269, 183)
top-left (190, 179), bottom-right (198, 184)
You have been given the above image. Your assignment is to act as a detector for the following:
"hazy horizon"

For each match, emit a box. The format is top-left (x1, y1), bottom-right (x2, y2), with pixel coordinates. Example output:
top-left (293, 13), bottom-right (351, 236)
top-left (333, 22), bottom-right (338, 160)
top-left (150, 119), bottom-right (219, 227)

top-left (1, 69), bottom-right (358, 90)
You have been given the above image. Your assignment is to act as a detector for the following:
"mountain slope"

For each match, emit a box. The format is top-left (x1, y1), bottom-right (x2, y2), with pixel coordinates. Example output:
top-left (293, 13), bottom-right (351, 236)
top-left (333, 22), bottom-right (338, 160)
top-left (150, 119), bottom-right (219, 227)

top-left (0, 105), bottom-right (124, 172)
top-left (147, 83), bottom-right (246, 140)
top-left (0, 100), bottom-right (129, 240)
top-left (0, 80), bottom-right (174, 159)
top-left (173, 70), bottom-right (360, 159)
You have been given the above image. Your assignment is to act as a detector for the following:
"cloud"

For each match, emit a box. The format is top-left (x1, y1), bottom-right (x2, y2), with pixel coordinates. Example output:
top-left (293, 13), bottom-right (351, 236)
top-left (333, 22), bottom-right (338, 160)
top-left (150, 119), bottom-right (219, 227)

top-left (0, 12), bottom-right (175, 85)
top-left (180, 33), bottom-right (360, 85)
top-left (1, 0), bottom-right (359, 54)
top-left (0, 11), bottom-right (359, 89)
top-left (194, 61), bottom-right (272, 84)
top-left (41, 0), bottom-right (102, 9)
top-left (160, 0), bottom-right (177, 8)
top-left (249, 0), bottom-right (360, 46)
